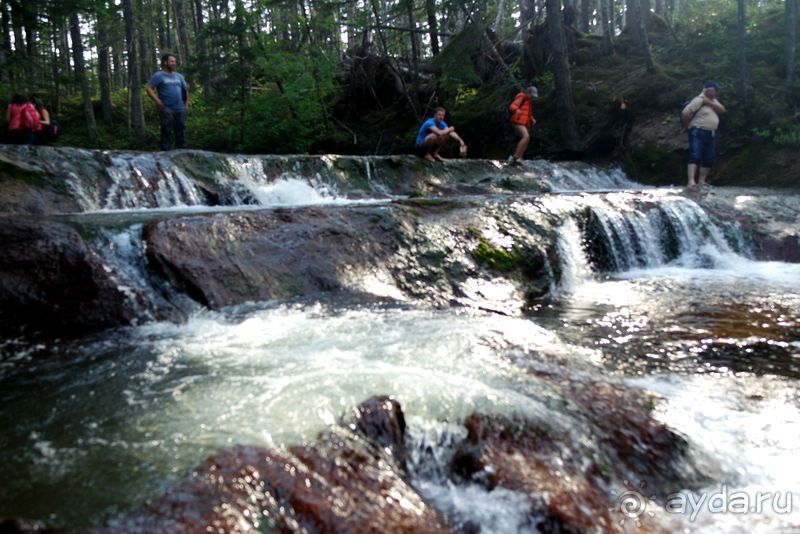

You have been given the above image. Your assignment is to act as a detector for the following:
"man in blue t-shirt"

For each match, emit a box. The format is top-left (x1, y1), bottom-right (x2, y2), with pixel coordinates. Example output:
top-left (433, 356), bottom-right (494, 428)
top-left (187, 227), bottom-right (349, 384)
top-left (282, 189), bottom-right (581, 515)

top-left (146, 53), bottom-right (189, 150)
top-left (414, 107), bottom-right (467, 162)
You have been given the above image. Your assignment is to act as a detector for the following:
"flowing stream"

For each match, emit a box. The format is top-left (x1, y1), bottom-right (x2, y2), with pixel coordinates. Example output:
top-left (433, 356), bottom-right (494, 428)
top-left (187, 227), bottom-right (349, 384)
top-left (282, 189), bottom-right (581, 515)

top-left (1, 157), bottom-right (799, 532)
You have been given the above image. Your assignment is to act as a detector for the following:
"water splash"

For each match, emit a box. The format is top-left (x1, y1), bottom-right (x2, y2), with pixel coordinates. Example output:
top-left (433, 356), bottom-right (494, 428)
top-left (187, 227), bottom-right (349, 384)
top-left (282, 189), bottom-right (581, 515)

top-left (555, 217), bottom-right (595, 292)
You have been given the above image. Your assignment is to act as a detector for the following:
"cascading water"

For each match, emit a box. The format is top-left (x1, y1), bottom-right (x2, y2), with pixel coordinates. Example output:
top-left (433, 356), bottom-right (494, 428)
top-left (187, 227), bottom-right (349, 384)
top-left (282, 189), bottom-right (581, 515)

top-left (582, 194), bottom-right (750, 272)
top-left (529, 160), bottom-right (642, 192)
top-left (1, 148), bottom-right (799, 532)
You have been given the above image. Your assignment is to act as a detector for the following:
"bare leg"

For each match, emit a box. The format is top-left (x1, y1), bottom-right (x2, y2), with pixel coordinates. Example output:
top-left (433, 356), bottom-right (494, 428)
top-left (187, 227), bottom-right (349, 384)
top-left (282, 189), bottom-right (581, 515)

top-left (432, 135), bottom-right (447, 161)
top-left (698, 167), bottom-right (711, 185)
top-left (512, 124), bottom-right (530, 161)
top-left (423, 134), bottom-right (439, 162)
top-left (687, 163), bottom-right (698, 185)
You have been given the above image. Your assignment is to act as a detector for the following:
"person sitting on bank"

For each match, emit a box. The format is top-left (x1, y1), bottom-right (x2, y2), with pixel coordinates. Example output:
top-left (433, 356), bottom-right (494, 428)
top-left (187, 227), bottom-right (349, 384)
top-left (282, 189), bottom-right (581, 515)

top-left (507, 85), bottom-right (538, 166)
top-left (414, 107), bottom-right (467, 162)
top-left (681, 80), bottom-right (725, 186)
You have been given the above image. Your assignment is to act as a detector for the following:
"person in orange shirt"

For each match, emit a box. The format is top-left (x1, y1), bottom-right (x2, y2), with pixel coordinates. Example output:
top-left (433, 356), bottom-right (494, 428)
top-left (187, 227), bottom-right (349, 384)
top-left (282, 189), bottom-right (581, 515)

top-left (507, 86), bottom-right (538, 166)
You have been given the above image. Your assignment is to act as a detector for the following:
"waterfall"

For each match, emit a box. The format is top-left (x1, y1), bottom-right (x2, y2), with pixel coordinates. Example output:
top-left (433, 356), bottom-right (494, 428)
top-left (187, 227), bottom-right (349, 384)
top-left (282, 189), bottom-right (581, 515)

top-left (94, 225), bottom-right (199, 321)
top-left (581, 195), bottom-right (750, 273)
top-left (529, 161), bottom-right (642, 192)
top-left (102, 154), bottom-right (207, 210)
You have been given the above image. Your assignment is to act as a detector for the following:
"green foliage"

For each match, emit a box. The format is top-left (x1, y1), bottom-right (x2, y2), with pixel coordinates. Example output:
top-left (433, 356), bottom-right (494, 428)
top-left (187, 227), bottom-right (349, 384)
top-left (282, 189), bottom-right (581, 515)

top-left (754, 127), bottom-right (800, 148)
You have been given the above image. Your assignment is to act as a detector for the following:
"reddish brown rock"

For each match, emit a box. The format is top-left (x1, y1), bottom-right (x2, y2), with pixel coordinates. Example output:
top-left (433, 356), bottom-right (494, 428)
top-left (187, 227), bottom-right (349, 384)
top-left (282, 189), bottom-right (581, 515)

top-left (114, 396), bottom-right (451, 533)
top-left (448, 379), bottom-right (696, 533)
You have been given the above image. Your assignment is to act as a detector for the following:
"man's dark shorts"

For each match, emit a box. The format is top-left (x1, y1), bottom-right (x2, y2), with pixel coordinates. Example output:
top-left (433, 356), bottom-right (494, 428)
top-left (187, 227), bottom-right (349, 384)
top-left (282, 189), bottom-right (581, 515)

top-left (688, 127), bottom-right (716, 167)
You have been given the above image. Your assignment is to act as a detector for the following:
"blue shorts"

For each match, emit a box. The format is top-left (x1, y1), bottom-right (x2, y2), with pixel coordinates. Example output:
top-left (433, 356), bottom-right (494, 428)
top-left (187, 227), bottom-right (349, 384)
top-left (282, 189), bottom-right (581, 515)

top-left (688, 127), bottom-right (716, 167)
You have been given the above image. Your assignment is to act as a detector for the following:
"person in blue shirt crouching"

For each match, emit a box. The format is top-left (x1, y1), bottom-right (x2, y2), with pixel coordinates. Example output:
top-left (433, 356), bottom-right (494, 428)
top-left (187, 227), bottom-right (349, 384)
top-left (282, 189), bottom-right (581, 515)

top-left (414, 107), bottom-right (467, 162)
top-left (146, 53), bottom-right (189, 150)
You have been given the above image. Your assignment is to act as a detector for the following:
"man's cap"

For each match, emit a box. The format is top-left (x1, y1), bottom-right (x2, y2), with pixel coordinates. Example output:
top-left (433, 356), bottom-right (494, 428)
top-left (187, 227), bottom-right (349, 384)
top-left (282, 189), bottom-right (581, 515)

top-left (704, 79), bottom-right (721, 91)
top-left (527, 86), bottom-right (539, 97)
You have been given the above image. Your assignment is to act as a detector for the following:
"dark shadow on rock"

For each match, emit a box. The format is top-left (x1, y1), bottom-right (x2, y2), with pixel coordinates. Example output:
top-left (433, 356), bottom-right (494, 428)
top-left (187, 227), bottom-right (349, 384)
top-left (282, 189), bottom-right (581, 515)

top-left (0, 217), bottom-right (138, 336)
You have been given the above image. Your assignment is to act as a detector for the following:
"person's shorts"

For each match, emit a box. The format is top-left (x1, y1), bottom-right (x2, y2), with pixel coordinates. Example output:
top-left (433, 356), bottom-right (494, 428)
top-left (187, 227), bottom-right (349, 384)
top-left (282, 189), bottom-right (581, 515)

top-left (413, 143), bottom-right (427, 157)
top-left (688, 127), bottom-right (716, 167)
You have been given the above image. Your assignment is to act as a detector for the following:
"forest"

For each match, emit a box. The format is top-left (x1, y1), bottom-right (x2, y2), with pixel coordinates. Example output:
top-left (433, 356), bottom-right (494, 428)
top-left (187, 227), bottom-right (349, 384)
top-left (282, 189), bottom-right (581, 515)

top-left (0, 0), bottom-right (798, 171)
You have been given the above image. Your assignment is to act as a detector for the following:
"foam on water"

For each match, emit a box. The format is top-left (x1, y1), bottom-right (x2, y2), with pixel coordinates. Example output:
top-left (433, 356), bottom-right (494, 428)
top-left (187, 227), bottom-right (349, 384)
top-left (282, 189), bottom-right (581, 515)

top-left (124, 304), bottom-right (586, 444)
top-left (619, 248), bottom-right (800, 288)
top-left (242, 175), bottom-right (350, 207)
top-left (630, 374), bottom-right (800, 533)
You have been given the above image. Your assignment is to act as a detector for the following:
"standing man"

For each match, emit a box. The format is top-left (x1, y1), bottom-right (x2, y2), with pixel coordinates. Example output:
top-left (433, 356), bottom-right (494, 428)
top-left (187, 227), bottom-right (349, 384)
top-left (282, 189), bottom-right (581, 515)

top-left (146, 53), bottom-right (189, 150)
top-left (681, 80), bottom-right (725, 186)
top-left (414, 107), bottom-right (467, 162)
top-left (507, 86), bottom-right (538, 166)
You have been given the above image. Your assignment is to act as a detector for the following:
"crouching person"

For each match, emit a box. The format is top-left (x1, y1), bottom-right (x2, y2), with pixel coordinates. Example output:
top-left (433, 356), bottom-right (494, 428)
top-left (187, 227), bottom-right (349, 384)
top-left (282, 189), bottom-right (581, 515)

top-left (414, 107), bottom-right (467, 162)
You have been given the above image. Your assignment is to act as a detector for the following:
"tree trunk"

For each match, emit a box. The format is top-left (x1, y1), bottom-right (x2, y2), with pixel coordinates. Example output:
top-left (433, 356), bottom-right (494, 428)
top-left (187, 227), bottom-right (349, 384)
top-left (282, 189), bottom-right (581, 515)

top-left (193, 0), bottom-right (209, 96)
top-left (629, 0), bottom-right (655, 72)
top-left (137, 0), bottom-right (150, 84)
top-left (51, 30), bottom-right (61, 113)
top-left (520, 0), bottom-right (535, 30)
top-left (640, 0), bottom-right (651, 29)
top-left (600, 0), bottom-right (613, 53)
top-left (625, 0), bottom-right (641, 41)
top-left (59, 21), bottom-right (72, 93)
top-left (495, 0), bottom-right (507, 29)
top-left (172, 0), bottom-right (191, 61)
top-left (737, 0), bottom-right (748, 108)
top-left (69, 12), bottom-right (98, 146)
top-left (165, 0), bottom-right (173, 50)
top-left (0, 2), bottom-right (10, 82)
top-left (10, 1), bottom-right (26, 83)
top-left (426, 0), bottom-right (439, 55)
top-left (97, 8), bottom-right (114, 125)
top-left (579, 0), bottom-right (591, 33)
top-left (609, 0), bottom-right (615, 34)
top-left (546, 0), bottom-right (580, 149)
top-left (406, 0), bottom-right (420, 66)
top-left (156, 0), bottom-right (167, 50)
top-left (787, 0), bottom-right (798, 91)
top-left (22, 2), bottom-right (36, 81)
top-left (122, 0), bottom-right (147, 145)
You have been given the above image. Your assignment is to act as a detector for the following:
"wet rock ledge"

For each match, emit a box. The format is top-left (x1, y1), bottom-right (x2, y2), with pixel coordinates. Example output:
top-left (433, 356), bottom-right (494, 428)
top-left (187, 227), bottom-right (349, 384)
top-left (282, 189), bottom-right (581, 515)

top-left (106, 385), bottom-right (696, 533)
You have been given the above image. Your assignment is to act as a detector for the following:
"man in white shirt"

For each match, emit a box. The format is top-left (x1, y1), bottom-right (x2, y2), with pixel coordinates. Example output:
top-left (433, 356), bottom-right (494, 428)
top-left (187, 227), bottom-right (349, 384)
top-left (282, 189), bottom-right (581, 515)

top-left (681, 80), bottom-right (726, 186)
